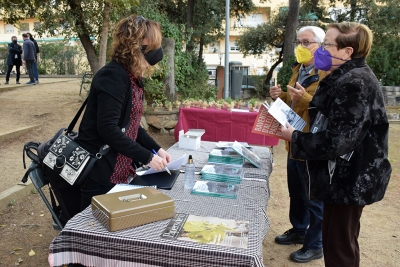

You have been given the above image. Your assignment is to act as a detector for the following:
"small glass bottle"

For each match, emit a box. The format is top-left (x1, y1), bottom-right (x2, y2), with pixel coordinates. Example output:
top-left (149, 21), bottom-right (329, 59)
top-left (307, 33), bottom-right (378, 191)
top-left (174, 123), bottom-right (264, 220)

top-left (184, 155), bottom-right (195, 190)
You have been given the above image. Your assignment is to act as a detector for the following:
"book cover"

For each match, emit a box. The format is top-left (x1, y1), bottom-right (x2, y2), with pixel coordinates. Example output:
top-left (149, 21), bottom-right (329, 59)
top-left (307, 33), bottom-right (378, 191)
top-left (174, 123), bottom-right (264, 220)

top-left (216, 141), bottom-right (250, 148)
top-left (267, 98), bottom-right (306, 131)
top-left (161, 213), bottom-right (249, 249)
top-left (251, 103), bottom-right (289, 141)
top-left (230, 141), bottom-right (262, 168)
top-left (191, 180), bottom-right (239, 199)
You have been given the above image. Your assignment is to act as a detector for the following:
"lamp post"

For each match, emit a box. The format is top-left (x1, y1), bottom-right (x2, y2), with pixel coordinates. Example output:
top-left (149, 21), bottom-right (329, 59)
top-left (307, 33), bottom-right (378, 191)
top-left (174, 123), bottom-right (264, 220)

top-left (224, 0), bottom-right (230, 99)
top-left (218, 51), bottom-right (223, 66)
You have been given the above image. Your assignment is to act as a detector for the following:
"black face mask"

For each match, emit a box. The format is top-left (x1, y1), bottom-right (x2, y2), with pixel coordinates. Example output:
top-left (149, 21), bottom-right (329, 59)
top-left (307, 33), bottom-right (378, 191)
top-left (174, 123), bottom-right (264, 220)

top-left (141, 45), bottom-right (163, 66)
top-left (12, 40), bottom-right (17, 44)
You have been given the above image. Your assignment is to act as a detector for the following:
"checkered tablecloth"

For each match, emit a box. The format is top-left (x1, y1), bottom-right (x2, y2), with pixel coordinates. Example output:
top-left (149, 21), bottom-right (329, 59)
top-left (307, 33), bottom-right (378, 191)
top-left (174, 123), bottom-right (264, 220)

top-left (49, 142), bottom-right (272, 267)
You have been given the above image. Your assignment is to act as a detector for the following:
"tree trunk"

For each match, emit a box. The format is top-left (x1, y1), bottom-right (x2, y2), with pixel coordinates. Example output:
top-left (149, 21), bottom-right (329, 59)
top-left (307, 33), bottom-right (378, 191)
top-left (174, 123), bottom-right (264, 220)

top-left (349, 0), bottom-right (357, 21)
top-left (69, 0), bottom-right (100, 74)
top-left (98, 1), bottom-right (111, 69)
top-left (282, 0), bottom-right (300, 63)
top-left (264, 49), bottom-right (283, 95)
top-left (186, 0), bottom-right (195, 53)
top-left (198, 35), bottom-right (204, 65)
top-left (162, 38), bottom-right (176, 101)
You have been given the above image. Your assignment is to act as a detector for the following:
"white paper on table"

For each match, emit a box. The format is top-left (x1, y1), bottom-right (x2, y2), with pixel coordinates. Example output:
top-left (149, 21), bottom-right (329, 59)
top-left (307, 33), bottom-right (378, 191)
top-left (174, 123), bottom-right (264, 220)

top-left (136, 154), bottom-right (187, 176)
top-left (231, 108), bottom-right (250, 113)
top-left (107, 184), bottom-right (157, 194)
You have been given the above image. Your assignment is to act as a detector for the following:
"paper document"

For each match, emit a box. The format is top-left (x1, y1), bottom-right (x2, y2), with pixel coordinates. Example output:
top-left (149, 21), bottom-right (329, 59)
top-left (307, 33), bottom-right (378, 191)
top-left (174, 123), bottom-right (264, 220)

top-left (107, 184), bottom-right (157, 194)
top-left (136, 154), bottom-right (187, 176)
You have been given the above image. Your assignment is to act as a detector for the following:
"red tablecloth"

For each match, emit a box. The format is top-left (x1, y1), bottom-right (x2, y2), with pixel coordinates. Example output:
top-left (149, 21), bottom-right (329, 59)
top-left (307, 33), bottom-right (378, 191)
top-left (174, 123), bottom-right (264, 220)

top-left (174, 107), bottom-right (280, 146)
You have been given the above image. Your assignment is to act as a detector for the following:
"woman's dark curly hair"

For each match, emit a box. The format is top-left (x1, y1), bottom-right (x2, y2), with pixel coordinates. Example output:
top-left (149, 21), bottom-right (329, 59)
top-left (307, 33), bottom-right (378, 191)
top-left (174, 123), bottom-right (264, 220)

top-left (110, 15), bottom-right (162, 77)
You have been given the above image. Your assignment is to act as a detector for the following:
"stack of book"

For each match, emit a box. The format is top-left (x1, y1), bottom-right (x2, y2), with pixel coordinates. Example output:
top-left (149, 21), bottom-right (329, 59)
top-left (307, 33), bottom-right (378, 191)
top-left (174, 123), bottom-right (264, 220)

top-left (207, 149), bottom-right (244, 167)
top-left (200, 164), bottom-right (243, 184)
top-left (191, 180), bottom-right (239, 199)
top-left (231, 141), bottom-right (262, 168)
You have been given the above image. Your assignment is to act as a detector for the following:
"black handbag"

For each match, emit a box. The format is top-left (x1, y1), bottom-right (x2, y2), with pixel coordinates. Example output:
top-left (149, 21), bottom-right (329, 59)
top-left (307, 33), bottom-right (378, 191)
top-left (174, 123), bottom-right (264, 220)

top-left (42, 98), bottom-right (110, 185)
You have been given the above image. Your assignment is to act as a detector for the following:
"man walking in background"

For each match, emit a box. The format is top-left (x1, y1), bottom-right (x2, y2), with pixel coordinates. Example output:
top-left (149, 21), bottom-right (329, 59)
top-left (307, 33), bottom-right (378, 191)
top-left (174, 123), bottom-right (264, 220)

top-left (5, 36), bottom-right (22, 85)
top-left (27, 33), bottom-right (40, 84)
top-left (22, 33), bottom-right (36, 85)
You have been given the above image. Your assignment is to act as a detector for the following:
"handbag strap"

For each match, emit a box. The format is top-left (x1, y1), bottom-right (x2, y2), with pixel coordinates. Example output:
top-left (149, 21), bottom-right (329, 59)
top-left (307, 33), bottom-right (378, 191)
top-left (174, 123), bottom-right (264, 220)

top-left (66, 98), bottom-right (88, 134)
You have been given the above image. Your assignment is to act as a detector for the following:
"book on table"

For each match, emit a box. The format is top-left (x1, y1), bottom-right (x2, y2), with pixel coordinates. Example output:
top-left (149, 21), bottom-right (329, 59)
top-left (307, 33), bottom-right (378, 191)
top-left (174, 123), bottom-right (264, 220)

top-left (251, 98), bottom-right (306, 140)
top-left (191, 180), bottom-right (239, 199)
top-left (208, 149), bottom-right (244, 167)
top-left (200, 164), bottom-right (244, 184)
top-left (230, 141), bottom-right (262, 168)
top-left (161, 213), bottom-right (249, 249)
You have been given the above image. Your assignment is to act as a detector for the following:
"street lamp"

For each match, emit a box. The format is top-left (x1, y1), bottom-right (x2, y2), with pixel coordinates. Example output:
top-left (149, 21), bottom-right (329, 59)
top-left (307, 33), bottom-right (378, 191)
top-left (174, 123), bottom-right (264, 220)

top-left (218, 51), bottom-right (223, 66)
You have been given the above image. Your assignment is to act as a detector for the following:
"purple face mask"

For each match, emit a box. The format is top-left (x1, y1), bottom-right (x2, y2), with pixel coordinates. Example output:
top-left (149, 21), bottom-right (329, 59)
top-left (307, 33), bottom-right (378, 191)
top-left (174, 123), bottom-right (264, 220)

top-left (314, 46), bottom-right (346, 71)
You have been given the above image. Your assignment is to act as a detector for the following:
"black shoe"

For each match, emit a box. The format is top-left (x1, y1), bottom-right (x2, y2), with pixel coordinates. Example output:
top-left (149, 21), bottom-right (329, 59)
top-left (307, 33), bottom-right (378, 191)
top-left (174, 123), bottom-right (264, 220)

top-left (5, 81), bottom-right (9, 84)
top-left (275, 229), bottom-right (305, 245)
top-left (16, 81), bottom-right (21, 84)
top-left (290, 248), bottom-right (323, 263)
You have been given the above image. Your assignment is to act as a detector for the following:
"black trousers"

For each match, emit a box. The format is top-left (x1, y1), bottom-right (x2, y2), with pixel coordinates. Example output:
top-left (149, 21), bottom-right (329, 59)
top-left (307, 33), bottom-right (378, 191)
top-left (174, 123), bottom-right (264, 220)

top-left (323, 202), bottom-right (364, 267)
top-left (25, 60), bottom-right (35, 82)
top-left (6, 64), bottom-right (21, 82)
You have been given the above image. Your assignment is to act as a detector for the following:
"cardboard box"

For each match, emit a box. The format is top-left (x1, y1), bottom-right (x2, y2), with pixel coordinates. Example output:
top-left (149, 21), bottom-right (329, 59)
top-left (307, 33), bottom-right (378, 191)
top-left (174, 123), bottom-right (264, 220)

top-left (92, 187), bottom-right (174, 232)
top-left (178, 129), bottom-right (205, 150)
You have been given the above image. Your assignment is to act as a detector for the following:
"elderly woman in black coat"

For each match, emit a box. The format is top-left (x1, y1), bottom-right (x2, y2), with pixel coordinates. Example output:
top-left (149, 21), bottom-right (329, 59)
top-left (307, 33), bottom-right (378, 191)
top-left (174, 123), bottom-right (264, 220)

top-left (281, 22), bottom-right (391, 267)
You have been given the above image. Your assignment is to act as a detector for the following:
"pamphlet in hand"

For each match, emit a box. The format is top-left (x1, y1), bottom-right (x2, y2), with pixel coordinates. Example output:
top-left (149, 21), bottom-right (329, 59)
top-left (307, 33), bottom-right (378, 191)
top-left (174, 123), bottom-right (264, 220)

top-left (161, 213), bottom-right (249, 249)
top-left (251, 103), bottom-right (288, 140)
top-left (266, 98), bottom-right (306, 131)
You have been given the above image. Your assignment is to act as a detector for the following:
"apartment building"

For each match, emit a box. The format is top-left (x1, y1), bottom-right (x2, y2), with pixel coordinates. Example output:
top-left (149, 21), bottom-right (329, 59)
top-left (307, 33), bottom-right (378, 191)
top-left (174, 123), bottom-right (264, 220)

top-left (203, 0), bottom-right (284, 77)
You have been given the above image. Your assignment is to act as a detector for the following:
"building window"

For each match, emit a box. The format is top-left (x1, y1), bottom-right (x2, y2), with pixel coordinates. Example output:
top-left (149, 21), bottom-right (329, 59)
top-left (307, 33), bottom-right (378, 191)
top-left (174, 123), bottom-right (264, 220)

top-left (5, 24), bottom-right (15, 34)
top-left (229, 42), bottom-right (240, 52)
top-left (245, 14), bottom-right (263, 27)
top-left (20, 23), bottom-right (29, 32)
top-left (34, 22), bottom-right (41, 30)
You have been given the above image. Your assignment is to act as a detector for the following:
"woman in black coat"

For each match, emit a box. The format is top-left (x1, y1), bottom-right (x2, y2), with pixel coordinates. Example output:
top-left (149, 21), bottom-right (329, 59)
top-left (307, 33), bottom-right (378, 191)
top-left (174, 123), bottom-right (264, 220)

top-left (5, 36), bottom-right (23, 84)
top-left (281, 22), bottom-right (391, 267)
top-left (76, 15), bottom-right (170, 211)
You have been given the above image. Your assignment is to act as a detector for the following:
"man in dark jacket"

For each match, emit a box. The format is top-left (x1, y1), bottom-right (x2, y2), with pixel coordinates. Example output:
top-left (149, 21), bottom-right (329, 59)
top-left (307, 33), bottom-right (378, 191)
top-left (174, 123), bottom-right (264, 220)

top-left (5, 36), bottom-right (22, 85)
top-left (22, 33), bottom-right (36, 85)
top-left (27, 33), bottom-right (40, 83)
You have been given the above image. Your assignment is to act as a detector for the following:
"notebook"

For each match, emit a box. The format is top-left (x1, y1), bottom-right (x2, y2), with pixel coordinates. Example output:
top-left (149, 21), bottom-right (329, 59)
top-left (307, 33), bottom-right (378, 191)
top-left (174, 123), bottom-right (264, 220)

top-left (130, 169), bottom-right (180, 190)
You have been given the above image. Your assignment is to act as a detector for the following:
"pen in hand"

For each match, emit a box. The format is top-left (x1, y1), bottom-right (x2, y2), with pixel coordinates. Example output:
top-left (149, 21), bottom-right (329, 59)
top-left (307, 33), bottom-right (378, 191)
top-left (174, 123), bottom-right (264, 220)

top-left (152, 149), bottom-right (171, 175)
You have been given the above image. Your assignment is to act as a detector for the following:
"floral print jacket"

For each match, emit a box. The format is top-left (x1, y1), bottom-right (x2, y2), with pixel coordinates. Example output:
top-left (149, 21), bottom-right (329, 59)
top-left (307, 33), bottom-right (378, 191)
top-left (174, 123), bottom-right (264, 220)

top-left (291, 57), bottom-right (391, 205)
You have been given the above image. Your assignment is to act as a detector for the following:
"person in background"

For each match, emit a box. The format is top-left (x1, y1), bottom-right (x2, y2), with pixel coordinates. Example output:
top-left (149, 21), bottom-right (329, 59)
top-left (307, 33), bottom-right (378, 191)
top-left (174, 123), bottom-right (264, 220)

top-left (269, 26), bottom-right (327, 263)
top-left (75, 15), bottom-right (169, 211)
top-left (281, 22), bottom-right (391, 267)
top-left (5, 36), bottom-right (22, 85)
top-left (27, 33), bottom-right (39, 84)
top-left (21, 33), bottom-right (36, 85)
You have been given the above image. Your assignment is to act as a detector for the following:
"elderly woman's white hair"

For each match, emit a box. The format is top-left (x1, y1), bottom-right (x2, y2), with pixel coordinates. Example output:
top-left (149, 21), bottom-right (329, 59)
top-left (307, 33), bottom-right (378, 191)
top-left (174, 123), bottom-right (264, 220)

top-left (297, 26), bottom-right (325, 43)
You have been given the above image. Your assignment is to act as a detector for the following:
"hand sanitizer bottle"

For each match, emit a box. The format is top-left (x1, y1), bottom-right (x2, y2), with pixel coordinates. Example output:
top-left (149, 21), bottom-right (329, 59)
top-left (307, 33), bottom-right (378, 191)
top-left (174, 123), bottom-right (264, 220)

top-left (184, 155), bottom-right (195, 190)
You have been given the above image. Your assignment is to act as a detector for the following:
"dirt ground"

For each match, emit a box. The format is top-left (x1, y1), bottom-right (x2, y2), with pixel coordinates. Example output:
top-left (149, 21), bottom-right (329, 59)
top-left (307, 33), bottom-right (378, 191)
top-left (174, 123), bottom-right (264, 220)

top-left (0, 78), bottom-right (399, 266)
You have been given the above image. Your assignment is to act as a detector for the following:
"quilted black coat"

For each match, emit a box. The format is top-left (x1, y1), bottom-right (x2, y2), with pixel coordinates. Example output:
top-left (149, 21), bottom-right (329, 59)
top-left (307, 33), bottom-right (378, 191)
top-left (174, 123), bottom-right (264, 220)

top-left (291, 57), bottom-right (391, 205)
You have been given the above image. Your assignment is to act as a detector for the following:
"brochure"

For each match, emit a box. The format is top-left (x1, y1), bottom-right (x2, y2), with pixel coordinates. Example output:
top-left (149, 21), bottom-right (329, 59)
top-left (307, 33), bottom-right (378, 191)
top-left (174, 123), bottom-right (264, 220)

top-left (161, 213), bottom-right (249, 249)
top-left (191, 180), bottom-right (239, 199)
top-left (136, 154), bottom-right (186, 176)
top-left (265, 98), bottom-right (306, 131)
top-left (251, 103), bottom-right (288, 140)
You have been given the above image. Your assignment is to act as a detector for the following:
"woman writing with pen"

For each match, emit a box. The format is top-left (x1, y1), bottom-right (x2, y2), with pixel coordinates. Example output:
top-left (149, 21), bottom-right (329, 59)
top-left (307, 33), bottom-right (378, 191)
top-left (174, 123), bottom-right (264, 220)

top-left (75, 15), bottom-right (171, 211)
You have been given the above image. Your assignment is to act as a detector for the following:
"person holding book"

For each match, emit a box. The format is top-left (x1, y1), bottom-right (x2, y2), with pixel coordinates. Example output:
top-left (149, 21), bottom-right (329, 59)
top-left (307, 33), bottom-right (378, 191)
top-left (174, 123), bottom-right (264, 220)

top-left (269, 26), bottom-right (327, 263)
top-left (281, 22), bottom-right (391, 267)
top-left (75, 15), bottom-right (171, 212)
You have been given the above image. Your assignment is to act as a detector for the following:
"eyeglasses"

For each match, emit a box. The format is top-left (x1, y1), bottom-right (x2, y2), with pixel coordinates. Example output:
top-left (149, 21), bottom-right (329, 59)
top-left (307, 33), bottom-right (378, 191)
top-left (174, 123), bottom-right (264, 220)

top-left (294, 40), bottom-right (318, 47)
top-left (321, 43), bottom-right (338, 51)
top-left (137, 16), bottom-right (146, 24)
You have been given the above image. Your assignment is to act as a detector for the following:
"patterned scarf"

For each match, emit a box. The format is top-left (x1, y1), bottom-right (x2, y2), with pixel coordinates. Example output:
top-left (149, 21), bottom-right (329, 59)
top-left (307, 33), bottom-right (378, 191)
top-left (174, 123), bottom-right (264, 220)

top-left (109, 69), bottom-right (144, 184)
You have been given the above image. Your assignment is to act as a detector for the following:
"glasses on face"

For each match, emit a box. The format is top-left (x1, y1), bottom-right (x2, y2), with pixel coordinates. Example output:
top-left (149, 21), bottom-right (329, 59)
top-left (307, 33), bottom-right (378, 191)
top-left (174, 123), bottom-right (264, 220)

top-left (321, 43), bottom-right (338, 51)
top-left (294, 40), bottom-right (318, 47)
